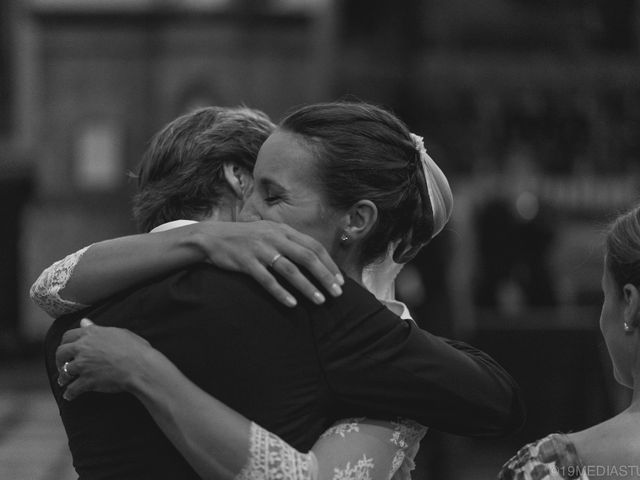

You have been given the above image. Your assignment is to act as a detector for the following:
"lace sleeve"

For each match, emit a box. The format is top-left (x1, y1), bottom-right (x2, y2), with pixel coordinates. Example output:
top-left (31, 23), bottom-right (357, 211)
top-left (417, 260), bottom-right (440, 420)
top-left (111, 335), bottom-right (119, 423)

top-left (29, 245), bottom-right (92, 318)
top-left (312, 418), bottom-right (426, 480)
top-left (235, 422), bottom-right (318, 480)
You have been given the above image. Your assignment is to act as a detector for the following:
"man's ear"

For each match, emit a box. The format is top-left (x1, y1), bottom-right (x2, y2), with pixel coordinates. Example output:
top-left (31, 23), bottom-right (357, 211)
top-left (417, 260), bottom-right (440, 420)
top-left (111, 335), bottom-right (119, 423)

top-left (623, 283), bottom-right (640, 329)
top-left (342, 200), bottom-right (378, 242)
top-left (223, 162), bottom-right (253, 200)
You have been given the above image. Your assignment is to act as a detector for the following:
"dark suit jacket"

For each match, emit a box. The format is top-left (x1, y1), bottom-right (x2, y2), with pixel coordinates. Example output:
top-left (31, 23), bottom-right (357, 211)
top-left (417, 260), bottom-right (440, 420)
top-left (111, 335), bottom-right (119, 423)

top-left (45, 265), bottom-right (524, 479)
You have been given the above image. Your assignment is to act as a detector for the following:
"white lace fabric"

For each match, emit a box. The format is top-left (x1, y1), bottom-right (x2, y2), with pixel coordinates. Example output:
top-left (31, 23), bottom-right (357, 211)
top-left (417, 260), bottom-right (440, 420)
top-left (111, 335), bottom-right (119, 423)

top-left (236, 423), bottom-right (318, 480)
top-left (237, 419), bottom-right (426, 480)
top-left (29, 245), bottom-right (92, 318)
top-left (233, 256), bottom-right (425, 480)
top-left (32, 229), bottom-right (427, 480)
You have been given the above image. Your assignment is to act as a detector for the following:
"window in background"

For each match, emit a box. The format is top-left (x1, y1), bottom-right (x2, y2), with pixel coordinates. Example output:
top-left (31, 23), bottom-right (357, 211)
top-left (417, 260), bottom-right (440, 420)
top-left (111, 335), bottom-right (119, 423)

top-left (73, 119), bottom-right (124, 191)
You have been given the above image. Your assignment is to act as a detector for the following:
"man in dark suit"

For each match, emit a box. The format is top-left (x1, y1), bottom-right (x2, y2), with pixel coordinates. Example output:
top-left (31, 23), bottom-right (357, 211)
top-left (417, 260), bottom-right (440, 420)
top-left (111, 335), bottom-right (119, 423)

top-left (45, 106), bottom-right (524, 479)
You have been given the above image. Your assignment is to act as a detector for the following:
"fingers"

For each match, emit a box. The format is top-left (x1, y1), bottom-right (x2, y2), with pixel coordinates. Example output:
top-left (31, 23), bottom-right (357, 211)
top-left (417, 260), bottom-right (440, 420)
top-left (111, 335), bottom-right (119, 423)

top-left (279, 224), bottom-right (344, 283)
top-left (246, 262), bottom-right (298, 307)
top-left (61, 327), bottom-right (86, 346)
top-left (270, 256), bottom-right (328, 305)
top-left (56, 343), bottom-right (78, 371)
top-left (56, 360), bottom-right (76, 387)
top-left (62, 376), bottom-right (93, 401)
top-left (80, 318), bottom-right (94, 327)
top-left (254, 222), bottom-right (345, 295)
top-left (271, 237), bottom-right (344, 299)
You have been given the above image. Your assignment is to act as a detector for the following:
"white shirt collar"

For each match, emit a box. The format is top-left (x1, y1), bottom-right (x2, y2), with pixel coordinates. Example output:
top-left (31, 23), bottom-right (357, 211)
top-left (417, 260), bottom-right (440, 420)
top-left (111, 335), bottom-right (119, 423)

top-left (149, 219), bottom-right (198, 233)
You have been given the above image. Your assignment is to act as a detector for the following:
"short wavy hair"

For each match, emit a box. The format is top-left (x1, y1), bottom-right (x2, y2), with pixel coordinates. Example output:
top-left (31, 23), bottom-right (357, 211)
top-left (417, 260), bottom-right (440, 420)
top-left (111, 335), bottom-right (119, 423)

top-left (133, 107), bottom-right (275, 232)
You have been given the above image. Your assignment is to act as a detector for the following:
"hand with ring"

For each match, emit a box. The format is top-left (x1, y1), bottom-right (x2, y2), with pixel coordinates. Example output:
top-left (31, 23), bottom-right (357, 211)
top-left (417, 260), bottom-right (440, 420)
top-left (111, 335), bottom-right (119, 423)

top-left (55, 318), bottom-right (153, 401)
top-left (193, 221), bottom-right (344, 307)
top-left (57, 360), bottom-right (76, 387)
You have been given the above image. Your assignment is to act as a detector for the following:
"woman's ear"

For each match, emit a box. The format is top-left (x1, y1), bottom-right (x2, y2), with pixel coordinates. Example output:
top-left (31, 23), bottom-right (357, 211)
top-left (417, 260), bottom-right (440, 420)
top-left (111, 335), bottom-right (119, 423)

top-left (623, 283), bottom-right (640, 329)
top-left (342, 200), bottom-right (378, 242)
top-left (223, 162), bottom-right (253, 200)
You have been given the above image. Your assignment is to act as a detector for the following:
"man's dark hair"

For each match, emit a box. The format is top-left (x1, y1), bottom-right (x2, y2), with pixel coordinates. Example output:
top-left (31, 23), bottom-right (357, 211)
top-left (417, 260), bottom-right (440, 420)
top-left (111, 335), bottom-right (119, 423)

top-left (133, 106), bottom-right (275, 232)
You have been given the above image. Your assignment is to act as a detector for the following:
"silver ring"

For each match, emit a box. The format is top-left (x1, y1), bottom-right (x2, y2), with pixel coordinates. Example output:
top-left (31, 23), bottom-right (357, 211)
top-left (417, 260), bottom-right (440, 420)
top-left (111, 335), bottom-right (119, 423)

top-left (62, 361), bottom-right (72, 376)
top-left (269, 253), bottom-right (282, 268)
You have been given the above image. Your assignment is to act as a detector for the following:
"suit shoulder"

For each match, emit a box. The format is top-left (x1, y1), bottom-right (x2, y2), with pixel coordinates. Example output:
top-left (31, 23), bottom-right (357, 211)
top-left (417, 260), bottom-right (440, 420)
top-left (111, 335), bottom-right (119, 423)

top-left (314, 276), bottom-right (396, 325)
top-left (151, 264), bottom-right (301, 316)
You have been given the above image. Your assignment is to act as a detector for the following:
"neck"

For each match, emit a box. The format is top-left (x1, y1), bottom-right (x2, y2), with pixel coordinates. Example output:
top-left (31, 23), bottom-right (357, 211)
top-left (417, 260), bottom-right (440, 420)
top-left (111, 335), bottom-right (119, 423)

top-left (203, 202), bottom-right (237, 223)
top-left (201, 191), bottom-right (241, 223)
top-left (629, 375), bottom-right (640, 410)
top-left (333, 245), bottom-right (365, 287)
top-left (342, 264), bottom-right (364, 287)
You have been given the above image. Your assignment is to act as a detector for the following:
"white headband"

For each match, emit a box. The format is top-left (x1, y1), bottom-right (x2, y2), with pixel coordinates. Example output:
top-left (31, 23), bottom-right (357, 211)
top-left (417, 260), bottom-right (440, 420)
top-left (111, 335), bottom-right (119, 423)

top-left (410, 133), bottom-right (453, 239)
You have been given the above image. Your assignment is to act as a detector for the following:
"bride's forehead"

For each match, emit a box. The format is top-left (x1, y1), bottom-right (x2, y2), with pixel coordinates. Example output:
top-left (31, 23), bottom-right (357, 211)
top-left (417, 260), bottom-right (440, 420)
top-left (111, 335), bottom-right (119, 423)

top-left (255, 131), bottom-right (318, 173)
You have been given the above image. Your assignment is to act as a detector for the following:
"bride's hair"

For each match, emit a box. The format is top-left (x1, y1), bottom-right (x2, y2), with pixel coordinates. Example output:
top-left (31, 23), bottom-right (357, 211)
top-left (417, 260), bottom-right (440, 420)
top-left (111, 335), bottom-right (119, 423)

top-left (280, 101), bottom-right (452, 266)
top-left (606, 204), bottom-right (640, 290)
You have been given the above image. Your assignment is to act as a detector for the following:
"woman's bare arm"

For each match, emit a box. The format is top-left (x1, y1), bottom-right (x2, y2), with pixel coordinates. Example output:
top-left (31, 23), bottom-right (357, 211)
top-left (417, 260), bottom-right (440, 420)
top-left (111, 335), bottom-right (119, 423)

top-left (56, 323), bottom-right (421, 480)
top-left (30, 221), bottom-right (344, 317)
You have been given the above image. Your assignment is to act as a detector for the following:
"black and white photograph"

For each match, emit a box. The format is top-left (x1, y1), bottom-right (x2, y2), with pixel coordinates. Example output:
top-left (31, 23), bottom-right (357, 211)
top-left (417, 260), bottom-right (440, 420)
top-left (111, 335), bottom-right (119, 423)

top-left (1, 1), bottom-right (640, 479)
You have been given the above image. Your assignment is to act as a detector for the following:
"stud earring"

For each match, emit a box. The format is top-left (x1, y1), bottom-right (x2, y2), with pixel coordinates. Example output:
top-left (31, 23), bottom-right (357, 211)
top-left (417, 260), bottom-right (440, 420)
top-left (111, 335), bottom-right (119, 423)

top-left (340, 233), bottom-right (349, 242)
top-left (624, 321), bottom-right (634, 333)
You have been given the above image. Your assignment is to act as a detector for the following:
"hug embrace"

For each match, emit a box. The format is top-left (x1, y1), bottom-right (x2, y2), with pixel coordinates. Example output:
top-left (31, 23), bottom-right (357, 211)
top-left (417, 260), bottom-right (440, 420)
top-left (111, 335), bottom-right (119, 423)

top-left (32, 101), bottom-right (640, 480)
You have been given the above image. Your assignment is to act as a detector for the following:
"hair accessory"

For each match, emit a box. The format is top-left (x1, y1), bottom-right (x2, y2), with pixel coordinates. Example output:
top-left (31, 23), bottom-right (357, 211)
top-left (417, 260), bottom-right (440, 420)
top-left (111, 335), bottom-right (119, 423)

top-left (269, 253), bottom-right (282, 268)
top-left (409, 133), bottom-right (454, 240)
top-left (340, 233), bottom-right (349, 242)
top-left (624, 321), bottom-right (634, 333)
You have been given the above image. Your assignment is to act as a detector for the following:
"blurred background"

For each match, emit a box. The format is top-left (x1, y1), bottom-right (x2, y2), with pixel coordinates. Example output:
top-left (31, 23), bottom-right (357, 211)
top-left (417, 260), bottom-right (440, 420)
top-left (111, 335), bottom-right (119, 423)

top-left (1, 0), bottom-right (640, 478)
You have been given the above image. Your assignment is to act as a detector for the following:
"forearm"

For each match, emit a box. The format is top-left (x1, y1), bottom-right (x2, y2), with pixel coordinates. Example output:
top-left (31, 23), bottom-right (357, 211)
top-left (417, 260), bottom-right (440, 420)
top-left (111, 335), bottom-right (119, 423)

top-left (324, 315), bottom-right (524, 436)
top-left (128, 349), bottom-right (252, 480)
top-left (61, 225), bottom-right (206, 305)
top-left (376, 328), bottom-right (524, 435)
top-left (431, 336), bottom-right (525, 435)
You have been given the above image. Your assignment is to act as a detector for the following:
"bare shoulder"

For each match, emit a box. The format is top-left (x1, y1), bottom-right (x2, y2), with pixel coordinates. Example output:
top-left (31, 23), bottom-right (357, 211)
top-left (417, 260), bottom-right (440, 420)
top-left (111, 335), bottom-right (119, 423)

top-left (568, 413), bottom-right (640, 477)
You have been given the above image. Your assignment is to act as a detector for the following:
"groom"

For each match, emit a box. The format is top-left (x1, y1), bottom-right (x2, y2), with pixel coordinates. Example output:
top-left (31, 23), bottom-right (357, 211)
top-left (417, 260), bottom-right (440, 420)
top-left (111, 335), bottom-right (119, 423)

top-left (45, 106), bottom-right (524, 479)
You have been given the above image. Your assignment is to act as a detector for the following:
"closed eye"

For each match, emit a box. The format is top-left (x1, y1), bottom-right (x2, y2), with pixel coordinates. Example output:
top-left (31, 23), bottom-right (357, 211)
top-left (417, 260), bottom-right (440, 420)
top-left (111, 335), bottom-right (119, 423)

top-left (264, 195), bottom-right (281, 204)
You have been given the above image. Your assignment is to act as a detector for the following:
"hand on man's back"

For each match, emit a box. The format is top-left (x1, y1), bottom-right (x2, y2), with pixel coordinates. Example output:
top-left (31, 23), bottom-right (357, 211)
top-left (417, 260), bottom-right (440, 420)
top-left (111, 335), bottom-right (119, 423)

top-left (195, 221), bottom-right (344, 308)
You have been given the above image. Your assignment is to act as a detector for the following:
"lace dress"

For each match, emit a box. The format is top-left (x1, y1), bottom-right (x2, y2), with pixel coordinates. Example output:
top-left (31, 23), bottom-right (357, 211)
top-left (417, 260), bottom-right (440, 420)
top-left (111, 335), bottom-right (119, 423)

top-left (31, 243), bottom-right (427, 480)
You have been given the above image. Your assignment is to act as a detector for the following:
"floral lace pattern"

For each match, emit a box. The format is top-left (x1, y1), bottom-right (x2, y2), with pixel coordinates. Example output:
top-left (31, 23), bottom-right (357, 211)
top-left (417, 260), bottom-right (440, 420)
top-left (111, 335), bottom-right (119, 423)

top-left (332, 455), bottom-right (375, 480)
top-left (320, 418), bottom-right (366, 439)
top-left (388, 420), bottom-right (426, 480)
top-left (319, 418), bottom-right (426, 480)
top-left (237, 419), bottom-right (425, 480)
top-left (236, 422), bottom-right (318, 480)
top-left (29, 245), bottom-right (92, 318)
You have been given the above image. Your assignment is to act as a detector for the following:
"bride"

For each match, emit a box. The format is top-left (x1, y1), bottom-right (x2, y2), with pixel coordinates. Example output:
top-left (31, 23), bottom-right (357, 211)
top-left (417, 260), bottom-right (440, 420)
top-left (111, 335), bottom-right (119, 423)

top-left (34, 102), bottom-right (522, 480)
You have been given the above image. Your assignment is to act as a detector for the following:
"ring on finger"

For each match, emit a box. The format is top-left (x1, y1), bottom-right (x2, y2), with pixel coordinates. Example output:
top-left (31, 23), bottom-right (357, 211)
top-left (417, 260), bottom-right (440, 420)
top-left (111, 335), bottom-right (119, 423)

top-left (57, 361), bottom-right (75, 386)
top-left (269, 253), bottom-right (283, 268)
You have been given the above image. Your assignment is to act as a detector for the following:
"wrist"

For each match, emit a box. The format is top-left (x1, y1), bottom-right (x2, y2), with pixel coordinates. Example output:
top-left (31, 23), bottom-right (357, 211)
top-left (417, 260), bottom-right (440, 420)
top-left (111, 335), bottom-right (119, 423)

top-left (125, 347), bottom-right (166, 397)
top-left (178, 223), bottom-right (212, 264)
